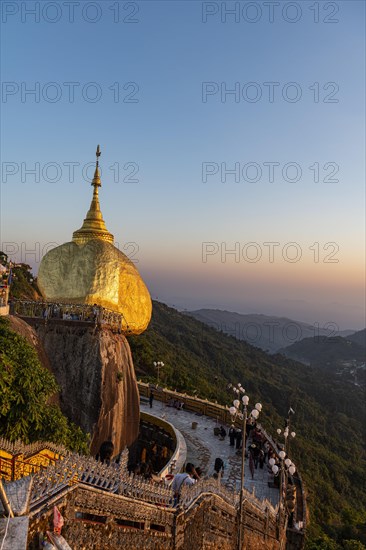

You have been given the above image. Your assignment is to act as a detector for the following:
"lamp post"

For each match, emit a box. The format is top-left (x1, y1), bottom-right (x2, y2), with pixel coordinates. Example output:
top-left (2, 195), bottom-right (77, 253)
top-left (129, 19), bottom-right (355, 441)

top-left (276, 423), bottom-right (296, 515)
top-left (276, 426), bottom-right (296, 455)
top-left (275, 422), bottom-right (296, 538)
top-left (269, 451), bottom-right (296, 539)
top-left (153, 361), bottom-right (164, 385)
top-left (228, 383), bottom-right (262, 550)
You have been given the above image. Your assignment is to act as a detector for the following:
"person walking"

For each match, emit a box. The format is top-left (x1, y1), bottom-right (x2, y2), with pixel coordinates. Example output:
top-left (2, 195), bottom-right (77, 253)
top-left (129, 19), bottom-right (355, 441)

top-left (149, 390), bottom-right (154, 408)
top-left (213, 457), bottom-right (225, 479)
top-left (229, 425), bottom-right (236, 446)
top-left (172, 463), bottom-right (197, 506)
top-left (96, 440), bottom-right (114, 465)
top-left (249, 443), bottom-right (260, 469)
top-left (259, 448), bottom-right (265, 469)
top-left (235, 429), bottom-right (242, 450)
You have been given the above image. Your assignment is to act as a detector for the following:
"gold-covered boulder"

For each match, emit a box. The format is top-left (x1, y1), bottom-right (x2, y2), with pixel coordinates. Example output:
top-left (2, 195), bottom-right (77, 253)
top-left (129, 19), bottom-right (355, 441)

top-left (37, 146), bottom-right (152, 335)
top-left (38, 239), bottom-right (152, 334)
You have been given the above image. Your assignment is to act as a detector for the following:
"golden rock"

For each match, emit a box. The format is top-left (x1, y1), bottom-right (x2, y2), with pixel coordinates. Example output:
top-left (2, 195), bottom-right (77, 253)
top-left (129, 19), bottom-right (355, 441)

top-left (37, 146), bottom-right (152, 334)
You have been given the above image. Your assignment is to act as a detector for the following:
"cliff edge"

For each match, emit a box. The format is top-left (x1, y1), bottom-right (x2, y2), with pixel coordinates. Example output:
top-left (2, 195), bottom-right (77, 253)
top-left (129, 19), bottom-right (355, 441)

top-left (10, 317), bottom-right (140, 455)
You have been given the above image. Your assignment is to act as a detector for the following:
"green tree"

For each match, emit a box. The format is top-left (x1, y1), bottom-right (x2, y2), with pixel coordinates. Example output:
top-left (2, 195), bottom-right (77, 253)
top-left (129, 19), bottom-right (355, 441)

top-left (8, 263), bottom-right (40, 300)
top-left (305, 535), bottom-right (340, 550)
top-left (0, 317), bottom-right (89, 453)
top-left (343, 542), bottom-right (366, 550)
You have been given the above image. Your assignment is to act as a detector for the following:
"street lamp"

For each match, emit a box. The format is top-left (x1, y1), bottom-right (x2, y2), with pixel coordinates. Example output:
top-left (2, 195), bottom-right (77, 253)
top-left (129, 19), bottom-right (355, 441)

top-left (269, 450), bottom-right (296, 537)
top-left (228, 383), bottom-right (262, 550)
top-left (153, 361), bottom-right (164, 385)
top-left (276, 426), bottom-right (296, 455)
top-left (275, 422), bottom-right (296, 533)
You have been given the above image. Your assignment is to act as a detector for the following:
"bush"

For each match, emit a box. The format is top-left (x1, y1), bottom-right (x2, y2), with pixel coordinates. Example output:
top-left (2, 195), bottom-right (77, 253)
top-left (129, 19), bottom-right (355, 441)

top-left (0, 317), bottom-right (89, 453)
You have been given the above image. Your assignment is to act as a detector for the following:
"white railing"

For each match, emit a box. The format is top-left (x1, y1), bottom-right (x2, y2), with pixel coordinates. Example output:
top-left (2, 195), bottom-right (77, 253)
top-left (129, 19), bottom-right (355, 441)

top-left (180, 477), bottom-right (239, 509)
top-left (29, 449), bottom-right (174, 511)
top-left (0, 437), bottom-right (68, 459)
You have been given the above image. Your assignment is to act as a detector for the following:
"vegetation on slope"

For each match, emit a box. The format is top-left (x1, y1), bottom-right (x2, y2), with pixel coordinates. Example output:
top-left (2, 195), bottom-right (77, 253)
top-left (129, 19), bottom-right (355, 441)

top-left (0, 252), bottom-right (41, 301)
top-left (347, 329), bottom-right (366, 349)
top-left (128, 301), bottom-right (366, 549)
top-left (8, 263), bottom-right (41, 300)
top-left (280, 336), bottom-right (365, 368)
top-left (0, 316), bottom-right (89, 453)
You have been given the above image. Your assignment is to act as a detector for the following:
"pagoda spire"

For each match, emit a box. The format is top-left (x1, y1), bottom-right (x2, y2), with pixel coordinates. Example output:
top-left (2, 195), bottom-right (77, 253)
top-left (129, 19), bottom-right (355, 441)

top-left (92, 144), bottom-right (101, 187)
top-left (72, 145), bottom-right (114, 244)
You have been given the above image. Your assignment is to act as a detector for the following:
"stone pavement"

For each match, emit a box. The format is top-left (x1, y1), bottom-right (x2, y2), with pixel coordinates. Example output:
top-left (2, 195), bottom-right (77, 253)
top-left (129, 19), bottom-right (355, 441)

top-left (140, 400), bottom-right (279, 507)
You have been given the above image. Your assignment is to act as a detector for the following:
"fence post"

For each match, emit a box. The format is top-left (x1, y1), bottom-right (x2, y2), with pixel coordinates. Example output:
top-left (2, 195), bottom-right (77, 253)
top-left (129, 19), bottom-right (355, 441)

top-left (0, 479), bottom-right (14, 518)
top-left (265, 506), bottom-right (269, 541)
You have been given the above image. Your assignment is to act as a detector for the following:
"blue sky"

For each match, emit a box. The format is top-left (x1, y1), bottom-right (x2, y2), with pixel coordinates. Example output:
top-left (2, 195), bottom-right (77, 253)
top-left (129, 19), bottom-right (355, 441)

top-left (1, 1), bottom-right (365, 329)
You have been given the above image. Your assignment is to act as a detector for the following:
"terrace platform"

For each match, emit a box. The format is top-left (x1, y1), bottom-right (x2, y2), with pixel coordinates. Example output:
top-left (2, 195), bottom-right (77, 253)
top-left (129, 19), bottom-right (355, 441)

top-left (140, 399), bottom-right (279, 507)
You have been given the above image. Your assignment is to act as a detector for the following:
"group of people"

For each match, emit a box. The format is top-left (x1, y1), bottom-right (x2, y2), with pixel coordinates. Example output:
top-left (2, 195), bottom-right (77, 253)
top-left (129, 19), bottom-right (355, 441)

top-left (213, 425), bottom-right (228, 441)
top-left (228, 425), bottom-right (243, 448)
top-left (95, 434), bottom-right (282, 509)
top-left (221, 417), bottom-right (259, 449)
top-left (130, 439), bottom-right (170, 479)
top-left (131, 461), bottom-right (155, 479)
top-left (149, 390), bottom-right (184, 411)
top-left (167, 398), bottom-right (184, 410)
top-left (213, 418), bottom-right (279, 483)
top-left (40, 303), bottom-right (101, 322)
top-left (227, 422), bottom-right (278, 480)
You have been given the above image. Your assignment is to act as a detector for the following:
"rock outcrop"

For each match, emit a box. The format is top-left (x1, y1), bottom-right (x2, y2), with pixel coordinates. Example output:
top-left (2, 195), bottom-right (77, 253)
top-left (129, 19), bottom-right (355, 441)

top-left (10, 317), bottom-right (140, 455)
top-left (37, 147), bottom-right (152, 335)
top-left (37, 239), bottom-right (152, 334)
top-left (8, 316), bottom-right (51, 373)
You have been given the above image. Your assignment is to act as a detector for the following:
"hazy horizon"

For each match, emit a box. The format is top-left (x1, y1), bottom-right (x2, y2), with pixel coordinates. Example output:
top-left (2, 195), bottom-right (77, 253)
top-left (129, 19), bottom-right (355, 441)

top-left (1, 1), bottom-right (365, 331)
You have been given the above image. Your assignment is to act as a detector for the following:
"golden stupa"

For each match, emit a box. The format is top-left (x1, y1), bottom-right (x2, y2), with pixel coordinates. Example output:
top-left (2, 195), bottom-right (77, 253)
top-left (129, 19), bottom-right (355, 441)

top-left (37, 146), bottom-right (152, 334)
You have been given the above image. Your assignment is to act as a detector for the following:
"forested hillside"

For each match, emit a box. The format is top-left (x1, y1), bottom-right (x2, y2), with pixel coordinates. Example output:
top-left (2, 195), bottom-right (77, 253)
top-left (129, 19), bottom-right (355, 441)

top-left (347, 329), bottom-right (366, 348)
top-left (280, 335), bottom-right (365, 367)
top-left (128, 301), bottom-right (366, 549)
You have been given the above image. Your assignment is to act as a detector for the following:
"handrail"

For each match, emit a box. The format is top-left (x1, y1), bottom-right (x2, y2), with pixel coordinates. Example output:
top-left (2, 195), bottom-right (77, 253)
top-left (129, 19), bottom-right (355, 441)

top-left (0, 436), bottom-right (68, 460)
top-left (11, 299), bottom-right (131, 333)
top-left (137, 381), bottom-right (306, 532)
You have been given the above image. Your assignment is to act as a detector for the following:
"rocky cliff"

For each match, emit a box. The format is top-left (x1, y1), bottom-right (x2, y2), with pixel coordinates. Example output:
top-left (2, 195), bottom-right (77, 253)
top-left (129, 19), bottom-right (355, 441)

top-left (10, 317), bottom-right (140, 455)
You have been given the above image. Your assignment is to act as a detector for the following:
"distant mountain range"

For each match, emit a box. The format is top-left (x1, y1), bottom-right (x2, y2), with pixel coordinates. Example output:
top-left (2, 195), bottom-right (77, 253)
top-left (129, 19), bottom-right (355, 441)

top-left (278, 335), bottom-right (365, 367)
top-left (347, 328), bottom-right (366, 348)
top-left (184, 309), bottom-right (356, 353)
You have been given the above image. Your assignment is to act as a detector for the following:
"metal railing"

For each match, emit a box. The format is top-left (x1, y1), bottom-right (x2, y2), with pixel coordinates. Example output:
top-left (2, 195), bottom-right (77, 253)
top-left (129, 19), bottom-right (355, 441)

top-left (11, 300), bottom-right (131, 333)
top-left (28, 449), bottom-right (173, 513)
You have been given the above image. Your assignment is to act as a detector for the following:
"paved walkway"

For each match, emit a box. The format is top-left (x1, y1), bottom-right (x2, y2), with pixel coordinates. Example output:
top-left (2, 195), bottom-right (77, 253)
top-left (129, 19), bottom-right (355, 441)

top-left (140, 400), bottom-right (279, 507)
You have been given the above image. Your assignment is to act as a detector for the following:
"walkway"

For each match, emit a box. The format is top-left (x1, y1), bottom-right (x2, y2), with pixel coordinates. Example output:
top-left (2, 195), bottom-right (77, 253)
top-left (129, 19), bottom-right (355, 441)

top-left (140, 400), bottom-right (279, 507)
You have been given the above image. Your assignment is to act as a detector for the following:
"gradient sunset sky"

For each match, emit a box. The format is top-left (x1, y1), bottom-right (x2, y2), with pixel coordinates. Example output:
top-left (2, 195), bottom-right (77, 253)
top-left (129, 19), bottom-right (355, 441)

top-left (1, 1), bottom-right (365, 329)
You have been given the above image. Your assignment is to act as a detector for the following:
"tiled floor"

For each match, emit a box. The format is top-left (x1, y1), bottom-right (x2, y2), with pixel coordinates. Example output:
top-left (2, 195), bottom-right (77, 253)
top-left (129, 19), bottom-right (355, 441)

top-left (140, 400), bottom-right (279, 507)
